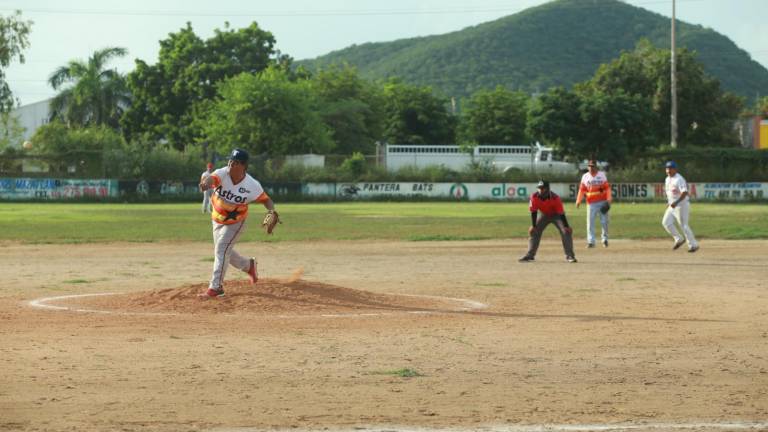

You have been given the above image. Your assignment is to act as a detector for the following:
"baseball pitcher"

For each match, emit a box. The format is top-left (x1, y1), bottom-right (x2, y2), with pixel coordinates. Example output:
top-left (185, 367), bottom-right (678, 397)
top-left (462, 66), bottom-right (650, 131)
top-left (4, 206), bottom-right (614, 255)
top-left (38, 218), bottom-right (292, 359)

top-left (198, 148), bottom-right (280, 298)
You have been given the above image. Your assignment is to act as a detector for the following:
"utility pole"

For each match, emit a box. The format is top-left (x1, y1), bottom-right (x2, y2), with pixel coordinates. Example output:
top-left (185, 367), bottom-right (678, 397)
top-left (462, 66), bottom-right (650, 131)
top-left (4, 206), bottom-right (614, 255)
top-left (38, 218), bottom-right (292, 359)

top-left (670, 0), bottom-right (678, 148)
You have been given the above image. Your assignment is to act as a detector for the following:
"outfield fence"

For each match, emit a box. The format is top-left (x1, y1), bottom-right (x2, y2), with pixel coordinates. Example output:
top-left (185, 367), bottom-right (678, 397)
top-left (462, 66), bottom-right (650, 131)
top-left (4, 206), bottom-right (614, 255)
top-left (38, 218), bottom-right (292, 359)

top-left (2, 177), bottom-right (767, 202)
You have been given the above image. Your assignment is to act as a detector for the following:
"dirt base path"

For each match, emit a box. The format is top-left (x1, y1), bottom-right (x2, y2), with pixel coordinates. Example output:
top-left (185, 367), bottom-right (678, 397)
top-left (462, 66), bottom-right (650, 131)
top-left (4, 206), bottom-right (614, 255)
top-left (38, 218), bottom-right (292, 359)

top-left (1, 239), bottom-right (767, 431)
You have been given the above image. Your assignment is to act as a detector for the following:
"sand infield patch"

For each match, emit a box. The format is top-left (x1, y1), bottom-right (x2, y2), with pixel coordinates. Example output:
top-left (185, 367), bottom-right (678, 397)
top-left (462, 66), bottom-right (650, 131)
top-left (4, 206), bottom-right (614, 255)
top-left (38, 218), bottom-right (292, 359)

top-left (29, 278), bottom-right (487, 317)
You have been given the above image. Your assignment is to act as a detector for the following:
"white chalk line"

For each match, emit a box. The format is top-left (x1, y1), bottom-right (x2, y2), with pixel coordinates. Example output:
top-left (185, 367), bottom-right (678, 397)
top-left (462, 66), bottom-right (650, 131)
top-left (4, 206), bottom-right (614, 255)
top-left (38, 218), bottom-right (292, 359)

top-left (27, 292), bottom-right (488, 318)
top-left (208, 421), bottom-right (768, 432)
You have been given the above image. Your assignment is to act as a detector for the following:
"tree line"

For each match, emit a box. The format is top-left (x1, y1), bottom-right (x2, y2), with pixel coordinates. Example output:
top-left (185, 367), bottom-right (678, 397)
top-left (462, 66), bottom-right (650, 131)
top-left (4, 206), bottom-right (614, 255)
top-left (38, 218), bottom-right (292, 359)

top-left (2, 15), bottom-right (767, 174)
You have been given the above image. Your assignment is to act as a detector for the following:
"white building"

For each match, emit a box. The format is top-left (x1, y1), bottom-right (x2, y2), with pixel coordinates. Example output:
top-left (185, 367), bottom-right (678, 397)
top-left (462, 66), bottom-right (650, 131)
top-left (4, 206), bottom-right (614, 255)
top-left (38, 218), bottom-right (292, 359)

top-left (10, 98), bottom-right (52, 144)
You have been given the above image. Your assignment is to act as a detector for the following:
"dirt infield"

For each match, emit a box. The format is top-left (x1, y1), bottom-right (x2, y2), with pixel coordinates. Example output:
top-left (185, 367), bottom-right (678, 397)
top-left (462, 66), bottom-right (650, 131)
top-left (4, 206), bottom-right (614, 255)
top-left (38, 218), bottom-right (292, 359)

top-left (1, 239), bottom-right (767, 432)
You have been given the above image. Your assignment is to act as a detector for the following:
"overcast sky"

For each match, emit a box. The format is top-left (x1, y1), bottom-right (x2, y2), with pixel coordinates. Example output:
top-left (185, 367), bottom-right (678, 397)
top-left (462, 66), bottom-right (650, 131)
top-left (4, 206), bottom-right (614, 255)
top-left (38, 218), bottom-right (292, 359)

top-left (3, 0), bottom-right (767, 105)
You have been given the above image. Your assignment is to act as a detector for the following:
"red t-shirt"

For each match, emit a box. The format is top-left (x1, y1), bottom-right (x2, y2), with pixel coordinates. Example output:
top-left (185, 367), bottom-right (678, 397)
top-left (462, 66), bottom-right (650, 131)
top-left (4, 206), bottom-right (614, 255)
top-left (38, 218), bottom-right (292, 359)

top-left (529, 191), bottom-right (564, 216)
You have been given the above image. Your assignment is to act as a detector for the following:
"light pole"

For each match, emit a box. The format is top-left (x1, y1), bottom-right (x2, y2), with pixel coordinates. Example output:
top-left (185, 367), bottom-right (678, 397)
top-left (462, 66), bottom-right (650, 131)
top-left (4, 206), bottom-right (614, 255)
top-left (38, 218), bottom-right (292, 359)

top-left (670, 0), bottom-right (678, 148)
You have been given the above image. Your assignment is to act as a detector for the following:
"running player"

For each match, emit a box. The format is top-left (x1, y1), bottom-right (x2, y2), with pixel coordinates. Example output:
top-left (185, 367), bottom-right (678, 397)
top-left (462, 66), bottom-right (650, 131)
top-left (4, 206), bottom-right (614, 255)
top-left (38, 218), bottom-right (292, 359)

top-left (663, 161), bottom-right (699, 253)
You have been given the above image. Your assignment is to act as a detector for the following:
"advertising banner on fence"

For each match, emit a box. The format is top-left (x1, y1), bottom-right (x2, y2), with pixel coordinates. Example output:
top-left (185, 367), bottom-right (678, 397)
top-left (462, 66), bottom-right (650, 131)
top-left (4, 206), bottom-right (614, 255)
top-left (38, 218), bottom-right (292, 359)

top-left (303, 182), bottom-right (768, 201)
top-left (3, 178), bottom-right (767, 201)
top-left (321, 182), bottom-right (558, 200)
top-left (695, 182), bottom-right (767, 200)
top-left (0, 178), bottom-right (118, 200)
top-left (334, 182), bottom-right (451, 198)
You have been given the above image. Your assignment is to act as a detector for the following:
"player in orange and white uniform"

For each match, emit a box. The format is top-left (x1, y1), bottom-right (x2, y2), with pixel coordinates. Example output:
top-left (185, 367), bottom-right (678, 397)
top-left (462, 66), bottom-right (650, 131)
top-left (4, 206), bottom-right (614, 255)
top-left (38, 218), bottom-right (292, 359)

top-left (198, 148), bottom-right (276, 298)
top-left (576, 160), bottom-right (612, 248)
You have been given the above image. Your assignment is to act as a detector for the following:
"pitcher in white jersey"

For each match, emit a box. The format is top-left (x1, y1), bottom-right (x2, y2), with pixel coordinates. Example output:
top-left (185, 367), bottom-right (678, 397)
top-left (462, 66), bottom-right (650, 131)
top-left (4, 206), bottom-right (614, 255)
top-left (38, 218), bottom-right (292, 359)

top-left (198, 148), bottom-right (276, 298)
top-left (662, 161), bottom-right (699, 253)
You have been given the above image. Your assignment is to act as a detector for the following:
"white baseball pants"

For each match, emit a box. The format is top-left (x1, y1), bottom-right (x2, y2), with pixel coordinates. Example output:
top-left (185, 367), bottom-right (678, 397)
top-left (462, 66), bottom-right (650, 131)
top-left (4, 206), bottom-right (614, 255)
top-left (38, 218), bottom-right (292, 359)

top-left (209, 219), bottom-right (251, 289)
top-left (662, 201), bottom-right (698, 248)
top-left (586, 200), bottom-right (609, 245)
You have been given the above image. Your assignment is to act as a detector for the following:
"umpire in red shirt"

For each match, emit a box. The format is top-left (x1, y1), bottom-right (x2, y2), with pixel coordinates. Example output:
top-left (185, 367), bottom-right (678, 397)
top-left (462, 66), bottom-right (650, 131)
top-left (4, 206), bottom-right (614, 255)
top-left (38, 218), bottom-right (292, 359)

top-left (519, 180), bottom-right (577, 263)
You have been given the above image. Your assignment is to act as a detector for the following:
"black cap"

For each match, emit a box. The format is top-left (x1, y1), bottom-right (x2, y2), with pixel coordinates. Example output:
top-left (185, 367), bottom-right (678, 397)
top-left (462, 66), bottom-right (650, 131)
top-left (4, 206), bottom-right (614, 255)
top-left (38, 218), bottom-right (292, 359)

top-left (537, 180), bottom-right (549, 189)
top-left (229, 148), bottom-right (249, 163)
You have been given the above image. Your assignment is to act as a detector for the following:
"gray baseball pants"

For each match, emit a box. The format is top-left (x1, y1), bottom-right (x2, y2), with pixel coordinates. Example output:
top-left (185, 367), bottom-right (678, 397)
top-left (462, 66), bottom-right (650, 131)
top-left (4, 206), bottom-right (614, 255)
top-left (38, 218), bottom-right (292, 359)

top-left (586, 200), bottom-right (609, 245)
top-left (526, 213), bottom-right (575, 258)
top-left (209, 219), bottom-right (251, 289)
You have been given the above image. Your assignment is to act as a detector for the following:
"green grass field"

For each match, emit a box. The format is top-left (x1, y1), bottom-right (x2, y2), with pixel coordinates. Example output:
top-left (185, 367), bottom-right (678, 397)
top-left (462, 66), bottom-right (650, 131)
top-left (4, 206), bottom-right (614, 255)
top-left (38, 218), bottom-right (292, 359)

top-left (0, 202), bottom-right (766, 243)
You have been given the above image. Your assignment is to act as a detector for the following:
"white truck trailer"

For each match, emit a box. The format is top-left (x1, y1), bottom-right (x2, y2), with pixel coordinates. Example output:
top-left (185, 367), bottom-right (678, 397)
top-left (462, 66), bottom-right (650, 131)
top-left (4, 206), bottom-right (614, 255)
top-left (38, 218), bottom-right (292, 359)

top-left (383, 143), bottom-right (579, 174)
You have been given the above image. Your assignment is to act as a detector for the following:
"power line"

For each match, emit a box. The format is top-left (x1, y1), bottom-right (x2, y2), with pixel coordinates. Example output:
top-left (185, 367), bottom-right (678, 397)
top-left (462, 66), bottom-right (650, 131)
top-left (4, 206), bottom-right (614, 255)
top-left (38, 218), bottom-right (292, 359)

top-left (0, 0), bottom-right (707, 18)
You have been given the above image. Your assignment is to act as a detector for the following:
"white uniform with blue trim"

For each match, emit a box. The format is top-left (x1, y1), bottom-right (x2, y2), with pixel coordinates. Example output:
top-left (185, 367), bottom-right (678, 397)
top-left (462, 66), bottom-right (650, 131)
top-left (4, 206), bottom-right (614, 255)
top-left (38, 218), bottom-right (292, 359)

top-left (662, 173), bottom-right (698, 249)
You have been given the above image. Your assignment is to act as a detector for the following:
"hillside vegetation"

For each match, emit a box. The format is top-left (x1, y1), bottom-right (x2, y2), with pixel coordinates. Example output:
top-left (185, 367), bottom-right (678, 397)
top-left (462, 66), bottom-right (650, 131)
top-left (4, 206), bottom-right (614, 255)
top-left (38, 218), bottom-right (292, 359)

top-left (298, 0), bottom-right (768, 99)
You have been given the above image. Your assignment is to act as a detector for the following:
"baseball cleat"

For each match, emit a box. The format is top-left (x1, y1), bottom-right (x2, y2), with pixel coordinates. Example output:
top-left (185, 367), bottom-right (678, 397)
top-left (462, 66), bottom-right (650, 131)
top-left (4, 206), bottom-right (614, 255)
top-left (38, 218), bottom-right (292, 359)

top-left (688, 245), bottom-right (699, 253)
top-left (198, 287), bottom-right (225, 299)
top-left (672, 239), bottom-right (685, 250)
top-left (586, 243), bottom-right (595, 249)
top-left (246, 258), bottom-right (258, 284)
top-left (602, 240), bottom-right (609, 248)
top-left (518, 255), bottom-right (535, 262)
top-left (566, 256), bottom-right (578, 263)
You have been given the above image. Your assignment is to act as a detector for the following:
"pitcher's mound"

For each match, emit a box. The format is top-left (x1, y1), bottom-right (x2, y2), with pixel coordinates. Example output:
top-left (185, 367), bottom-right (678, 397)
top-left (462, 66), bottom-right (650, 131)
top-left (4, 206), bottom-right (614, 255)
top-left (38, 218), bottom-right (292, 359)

top-left (56, 279), bottom-right (475, 316)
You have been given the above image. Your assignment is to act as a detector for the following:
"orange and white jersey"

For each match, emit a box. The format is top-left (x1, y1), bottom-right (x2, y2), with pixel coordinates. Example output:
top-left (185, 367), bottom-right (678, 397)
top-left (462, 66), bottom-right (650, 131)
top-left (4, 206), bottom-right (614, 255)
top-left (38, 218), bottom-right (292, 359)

top-left (665, 173), bottom-right (689, 205)
top-left (578, 171), bottom-right (611, 204)
top-left (208, 167), bottom-right (270, 225)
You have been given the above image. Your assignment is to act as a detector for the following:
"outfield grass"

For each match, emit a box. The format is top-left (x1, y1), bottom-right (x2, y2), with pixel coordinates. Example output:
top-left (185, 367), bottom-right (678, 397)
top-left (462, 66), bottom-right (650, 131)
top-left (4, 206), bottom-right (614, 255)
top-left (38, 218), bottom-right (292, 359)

top-left (0, 202), bottom-right (765, 244)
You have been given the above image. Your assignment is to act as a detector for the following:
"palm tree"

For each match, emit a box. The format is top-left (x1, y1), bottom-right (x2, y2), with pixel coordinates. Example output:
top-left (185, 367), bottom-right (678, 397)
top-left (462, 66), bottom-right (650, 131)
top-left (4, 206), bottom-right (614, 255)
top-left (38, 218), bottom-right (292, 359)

top-left (48, 47), bottom-right (130, 128)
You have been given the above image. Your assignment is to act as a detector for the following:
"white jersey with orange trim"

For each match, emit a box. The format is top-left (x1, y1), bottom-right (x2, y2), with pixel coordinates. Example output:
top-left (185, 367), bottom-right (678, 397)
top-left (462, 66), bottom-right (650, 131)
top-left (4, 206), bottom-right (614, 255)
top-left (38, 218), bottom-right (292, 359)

top-left (208, 167), bottom-right (269, 225)
top-left (578, 171), bottom-right (611, 204)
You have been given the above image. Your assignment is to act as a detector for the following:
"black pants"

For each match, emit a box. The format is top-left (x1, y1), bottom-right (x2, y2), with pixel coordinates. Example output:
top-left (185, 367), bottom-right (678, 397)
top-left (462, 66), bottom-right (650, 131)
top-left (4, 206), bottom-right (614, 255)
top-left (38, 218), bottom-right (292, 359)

top-left (526, 213), bottom-right (575, 258)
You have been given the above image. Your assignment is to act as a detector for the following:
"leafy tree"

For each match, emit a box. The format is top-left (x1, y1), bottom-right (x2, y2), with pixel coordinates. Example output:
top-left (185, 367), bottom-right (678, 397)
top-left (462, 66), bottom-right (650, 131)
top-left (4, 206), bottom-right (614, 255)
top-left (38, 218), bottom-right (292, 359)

top-left (530, 40), bottom-right (744, 164)
top-left (203, 67), bottom-right (333, 157)
top-left (527, 87), bottom-right (582, 152)
top-left (459, 86), bottom-right (530, 145)
top-left (122, 22), bottom-right (289, 149)
top-left (528, 87), bottom-right (655, 165)
top-left (756, 96), bottom-right (768, 117)
top-left (0, 112), bottom-right (24, 150)
top-left (0, 11), bottom-right (32, 113)
top-left (30, 121), bottom-right (124, 176)
top-left (381, 79), bottom-right (456, 144)
top-left (48, 47), bottom-right (130, 128)
top-left (310, 64), bottom-right (384, 155)
top-left (588, 39), bottom-right (743, 147)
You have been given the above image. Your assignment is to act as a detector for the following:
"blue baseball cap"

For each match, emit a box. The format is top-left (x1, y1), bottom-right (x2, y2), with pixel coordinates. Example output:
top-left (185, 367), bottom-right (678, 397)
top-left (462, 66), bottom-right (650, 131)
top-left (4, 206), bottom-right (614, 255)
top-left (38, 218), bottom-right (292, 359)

top-left (229, 148), bottom-right (249, 163)
top-left (665, 161), bottom-right (677, 169)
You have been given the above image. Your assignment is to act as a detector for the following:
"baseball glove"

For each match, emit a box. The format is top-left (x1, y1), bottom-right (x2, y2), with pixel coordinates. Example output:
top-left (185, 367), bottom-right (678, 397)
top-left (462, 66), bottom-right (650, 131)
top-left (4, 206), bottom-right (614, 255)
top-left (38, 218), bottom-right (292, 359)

top-left (262, 210), bottom-right (281, 234)
top-left (600, 202), bottom-right (611, 214)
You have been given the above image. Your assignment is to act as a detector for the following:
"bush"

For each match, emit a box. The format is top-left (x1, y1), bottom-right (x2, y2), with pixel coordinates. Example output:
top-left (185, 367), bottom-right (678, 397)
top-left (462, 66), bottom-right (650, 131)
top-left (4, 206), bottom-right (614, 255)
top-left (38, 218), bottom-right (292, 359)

top-left (338, 152), bottom-right (367, 179)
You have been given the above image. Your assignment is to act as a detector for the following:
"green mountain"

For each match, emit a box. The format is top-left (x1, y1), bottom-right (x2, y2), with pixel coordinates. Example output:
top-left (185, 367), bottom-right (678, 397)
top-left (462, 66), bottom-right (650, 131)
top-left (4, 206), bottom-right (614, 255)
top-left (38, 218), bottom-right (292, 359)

top-left (298, 0), bottom-right (768, 100)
